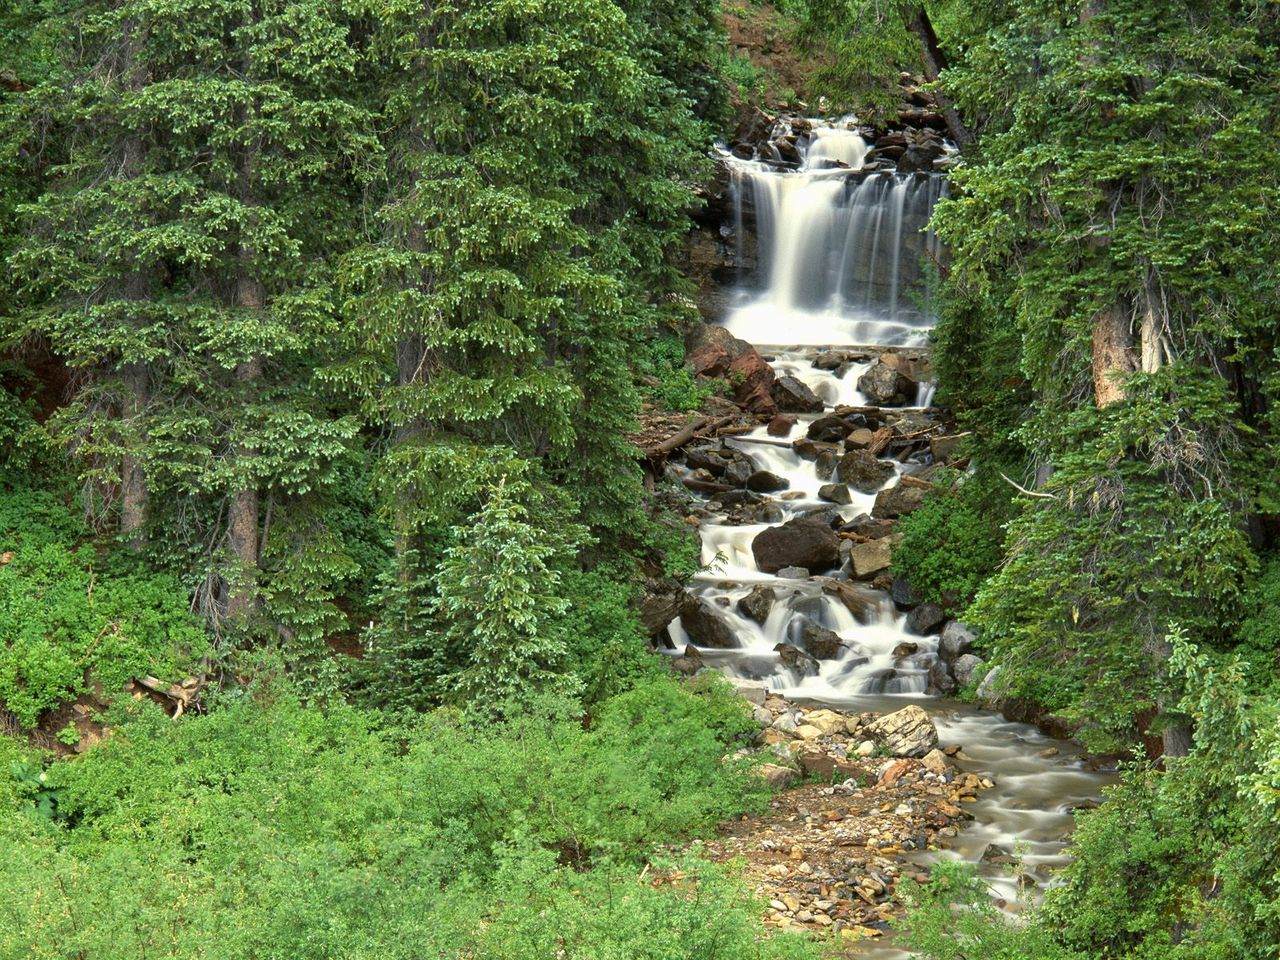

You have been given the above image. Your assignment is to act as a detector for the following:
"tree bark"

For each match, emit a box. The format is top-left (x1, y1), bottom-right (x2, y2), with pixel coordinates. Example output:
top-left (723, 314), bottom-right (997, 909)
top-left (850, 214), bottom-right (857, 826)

top-left (908, 8), bottom-right (973, 149)
top-left (1091, 298), bottom-right (1137, 407)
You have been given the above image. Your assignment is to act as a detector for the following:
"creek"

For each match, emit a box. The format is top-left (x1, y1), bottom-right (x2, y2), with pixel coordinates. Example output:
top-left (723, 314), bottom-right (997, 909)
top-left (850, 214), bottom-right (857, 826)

top-left (673, 119), bottom-right (1117, 955)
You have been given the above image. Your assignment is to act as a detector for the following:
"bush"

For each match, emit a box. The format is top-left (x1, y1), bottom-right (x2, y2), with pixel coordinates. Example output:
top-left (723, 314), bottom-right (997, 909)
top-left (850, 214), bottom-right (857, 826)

top-left (891, 470), bottom-right (1011, 610)
top-left (0, 677), bottom-right (801, 960)
top-left (0, 490), bottom-right (207, 727)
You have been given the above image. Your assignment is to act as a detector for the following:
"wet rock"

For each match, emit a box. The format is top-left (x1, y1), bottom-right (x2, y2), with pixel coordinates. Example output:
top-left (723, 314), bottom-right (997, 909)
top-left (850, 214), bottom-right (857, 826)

top-left (767, 415), bottom-right (798, 437)
top-left (976, 665), bottom-right (1004, 702)
top-left (845, 426), bottom-right (875, 449)
top-left (871, 481), bottom-right (929, 519)
top-left (814, 447), bottom-right (840, 481)
top-left (938, 621), bottom-right (976, 661)
top-left (635, 575), bottom-right (688, 635)
top-left (857, 360), bottom-right (915, 406)
top-left (838, 449), bottom-right (895, 493)
top-left (820, 579), bottom-right (880, 623)
top-left (757, 501), bottom-right (786, 523)
top-left (685, 324), bottom-right (777, 415)
top-left (891, 641), bottom-right (919, 659)
top-left (747, 470), bottom-right (790, 493)
top-left (890, 576), bottom-right (919, 609)
top-left (685, 444), bottom-right (730, 475)
top-left (905, 602), bottom-right (946, 636)
top-left (865, 705), bottom-right (939, 758)
top-left (754, 763), bottom-right (800, 789)
top-left (842, 515), bottom-right (898, 540)
top-left (775, 642), bottom-right (820, 677)
top-left (671, 645), bottom-right (702, 676)
top-left (813, 350), bottom-right (846, 370)
top-left (850, 537), bottom-right (896, 579)
top-left (818, 483), bottom-right (852, 505)
top-left (807, 415), bottom-right (850, 443)
top-left (723, 456), bottom-right (755, 487)
top-left (680, 597), bottom-right (738, 648)
top-left (752, 517), bottom-right (840, 574)
top-left (773, 375), bottom-right (824, 413)
top-left (776, 566), bottom-right (810, 579)
top-left (927, 658), bottom-right (956, 695)
top-left (953, 654), bottom-right (984, 688)
top-left (798, 621), bottom-right (844, 659)
top-left (737, 584), bottom-right (777, 624)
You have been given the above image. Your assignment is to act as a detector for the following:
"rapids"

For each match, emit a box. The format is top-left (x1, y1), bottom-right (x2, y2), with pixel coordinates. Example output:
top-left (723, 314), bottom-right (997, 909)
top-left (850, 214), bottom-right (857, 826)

top-left (674, 119), bottom-right (1115, 952)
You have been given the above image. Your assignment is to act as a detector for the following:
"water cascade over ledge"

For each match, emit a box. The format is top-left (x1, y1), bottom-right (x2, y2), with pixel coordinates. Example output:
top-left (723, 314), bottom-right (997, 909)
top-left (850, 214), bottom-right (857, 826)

top-left (670, 119), bottom-right (1114, 956)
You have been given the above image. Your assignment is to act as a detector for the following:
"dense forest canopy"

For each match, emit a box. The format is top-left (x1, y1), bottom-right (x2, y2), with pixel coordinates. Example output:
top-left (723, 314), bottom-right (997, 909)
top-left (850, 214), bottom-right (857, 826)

top-left (2, 1), bottom-right (1280, 958)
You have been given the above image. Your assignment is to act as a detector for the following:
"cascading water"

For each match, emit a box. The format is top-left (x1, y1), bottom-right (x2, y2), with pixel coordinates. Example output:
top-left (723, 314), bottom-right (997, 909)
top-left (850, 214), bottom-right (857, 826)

top-left (725, 121), bottom-right (948, 347)
top-left (671, 119), bottom-right (1114, 954)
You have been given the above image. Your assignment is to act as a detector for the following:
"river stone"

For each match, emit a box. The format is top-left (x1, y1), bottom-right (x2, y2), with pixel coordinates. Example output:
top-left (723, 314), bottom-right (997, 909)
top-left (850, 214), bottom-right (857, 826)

top-left (892, 641), bottom-right (919, 659)
top-left (773, 375), bottom-right (825, 413)
top-left (799, 709), bottom-right (846, 735)
top-left (807, 414), bottom-right (850, 443)
top-left (767, 415), bottom-right (798, 436)
top-left (927, 658), bottom-right (957, 695)
top-left (757, 501), bottom-right (786, 523)
top-left (846, 426), bottom-right (875, 449)
top-left (727, 677), bottom-right (767, 704)
top-left (953, 653), bottom-right (984, 688)
top-left (752, 517), bottom-right (840, 574)
top-left (813, 350), bottom-right (846, 370)
top-left (890, 575), bottom-right (920, 609)
top-left (775, 642), bottom-right (820, 677)
top-left (939, 621), bottom-right (977, 661)
top-left (776, 566), bottom-right (810, 579)
top-left (814, 447), bottom-right (840, 481)
top-left (838, 449), bottom-right (895, 492)
top-left (737, 584), bottom-right (776, 624)
top-left (798, 620), bottom-right (844, 659)
top-left (976, 665), bottom-right (1004, 703)
top-left (905, 602), bottom-right (947, 636)
top-left (753, 763), bottom-right (800, 789)
top-left (818, 483), bottom-right (852, 505)
top-left (723, 456), bottom-right (754, 487)
top-left (872, 481), bottom-right (929, 518)
top-left (685, 444), bottom-right (730, 475)
top-left (857, 360), bottom-right (914, 406)
top-left (773, 712), bottom-right (798, 733)
top-left (753, 705), bottom-right (775, 727)
top-left (746, 470), bottom-right (789, 493)
top-left (680, 598), bottom-right (738, 648)
top-left (921, 748), bottom-right (951, 776)
top-left (850, 537), bottom-right (895, 579)
top-left (865, 704), bottom-right (939, 758)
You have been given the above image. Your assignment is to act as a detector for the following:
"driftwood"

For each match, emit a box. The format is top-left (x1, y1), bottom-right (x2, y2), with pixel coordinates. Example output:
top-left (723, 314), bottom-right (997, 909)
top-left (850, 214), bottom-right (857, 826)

top-left (681, 477), bottom-right (736, 495)
top-left (130, 673), bottom-right (207, 718)
top-left (642, 415), bottom-right (737, 459)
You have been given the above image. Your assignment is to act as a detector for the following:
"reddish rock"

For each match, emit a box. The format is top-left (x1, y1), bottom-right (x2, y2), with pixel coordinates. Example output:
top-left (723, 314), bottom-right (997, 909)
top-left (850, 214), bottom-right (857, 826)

top-left (768, 414), bottom-right (798, 436)
top-left (686, 324), bottom-right (778, 416)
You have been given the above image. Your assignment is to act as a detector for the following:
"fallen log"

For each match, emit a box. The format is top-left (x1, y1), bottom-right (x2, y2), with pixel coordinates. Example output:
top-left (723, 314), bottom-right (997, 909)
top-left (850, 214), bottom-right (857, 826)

top-left (642, 415), bottom-right (736, 459)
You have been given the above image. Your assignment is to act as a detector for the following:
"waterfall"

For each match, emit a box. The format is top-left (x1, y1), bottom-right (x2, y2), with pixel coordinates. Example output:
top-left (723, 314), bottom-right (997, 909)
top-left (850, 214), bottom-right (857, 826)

top-left (725, 125), bottom-right (947, 347)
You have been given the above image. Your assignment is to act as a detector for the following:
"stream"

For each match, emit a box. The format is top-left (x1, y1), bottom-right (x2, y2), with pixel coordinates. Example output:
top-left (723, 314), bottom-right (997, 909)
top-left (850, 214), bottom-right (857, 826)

top-left (670, 119), bottom-right (1117, 954)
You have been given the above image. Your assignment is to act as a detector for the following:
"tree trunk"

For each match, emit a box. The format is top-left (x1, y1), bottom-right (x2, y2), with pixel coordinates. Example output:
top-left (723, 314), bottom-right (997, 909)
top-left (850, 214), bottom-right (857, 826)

top-left (225, 330), bottom-right (263, 620)
top-left (908, 8), bottom-right (973, 149)
top-left (1091, 299), bottom-right (1137, 407)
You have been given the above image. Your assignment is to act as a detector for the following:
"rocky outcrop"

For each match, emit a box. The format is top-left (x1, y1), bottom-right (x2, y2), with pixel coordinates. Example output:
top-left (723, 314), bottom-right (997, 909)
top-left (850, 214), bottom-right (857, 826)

top-left (864, 705), bottom-right (939, 758)
top-left (686, 324), bottom-right (777, 415)
top-left (752, 517), bottom-right (840, 575)
top-left (680, 597), bottom-right (738, 649)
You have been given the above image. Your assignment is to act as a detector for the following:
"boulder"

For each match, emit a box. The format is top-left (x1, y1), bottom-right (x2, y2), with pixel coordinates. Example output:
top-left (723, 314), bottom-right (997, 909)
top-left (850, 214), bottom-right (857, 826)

top-left (872, 481), bottom-right (929, 518)
top-left (976, 665), bottom-right (1005, 703)
top-left (775, 642), bottom-right (820, 677)
top-left (821, 579), bottom-right (880, 624)
top-left (845, 426), bottom-right (875, 449)
top-left (939, 621), bottom-right (977, 661)
top-left (767, 415), bottom-right (798, 437)
top-left (722, 456), bottom-right (754, 487)
top-left (892, 641), bottom-right (919, 660)
top-left (818, 483), bottom-right (852, 505)
top-left (865, 704), bottom-right (939, 758)
top-left (727, 677), bottom-right (768, 705)
top-left (797, 620), bottom-right (844, 659)
top-left (635, 575), bottom-right (688, 635)
top-left (685, 324), bottom-right (777, 415)
top-left (751, 518), bottom-right (840, 574)
top-left (753, 763), bottom-right (799, 789)
top-left (842, 515), bottom-right (899, 540)
top-left (746, 470), bottom-right (789, 493)
top-left (930, 432), bottom-right (969, 463)
top-left (857, 360), bottom-right (915, 406)
top-left (814, 447), bottom-right (840, 481)
top-left (775, 566), bottom-right (810, 579)
top-left (920, 748), bottom-right (951, 776)
top-left (806, 414), bottom-right (850, 443)
top-left (890, 576), bottom-right (919, 609)
top-left (772, 376), bottom-right (824, 413)
top-left (953, 653), bottom-right (984, 688)
top-left (850, 537), bottom-right (895, 579)
top-left (927, 658), bottom-right (956, 695)
top-left (737, 584), bottom-right (776, 624)
top-left (680, 598), bottom-right (738, 648)
top-left (905, 602), bottom-right (947, 636)
top-left (837, 449), bottom-right (895, 492)
top-left (685, 444), bottom-right (731, 475)
top-left (799, 708), bottom-right (846, 735)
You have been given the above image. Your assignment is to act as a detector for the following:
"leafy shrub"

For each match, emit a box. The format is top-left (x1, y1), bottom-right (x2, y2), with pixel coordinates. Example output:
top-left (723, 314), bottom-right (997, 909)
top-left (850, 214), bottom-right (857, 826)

top-left (636, 335), bottom-right (723, 412)
top-left (0, 490), bottom-right (207, 727)
top-left (0, 678), bottom-right (799, 959)
top-left (892, 470), bottom-right (1011, 610)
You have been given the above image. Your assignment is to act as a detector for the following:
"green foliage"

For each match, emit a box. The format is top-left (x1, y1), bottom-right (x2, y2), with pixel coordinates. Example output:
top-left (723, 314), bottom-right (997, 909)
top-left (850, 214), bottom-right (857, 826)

top-left (0, 490), bottom-right (206, 727)
top-left (0, 679), bottom-right (805, 960)
top-left (637, 334), bottom-right (724, 412)
top-left (893, 469), bottom-right (1011, 610)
